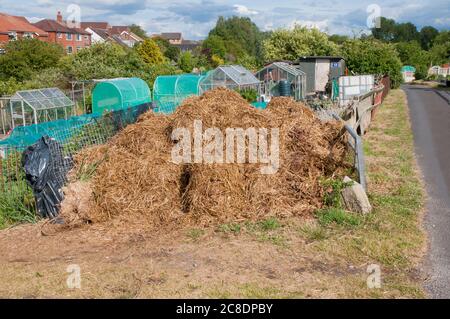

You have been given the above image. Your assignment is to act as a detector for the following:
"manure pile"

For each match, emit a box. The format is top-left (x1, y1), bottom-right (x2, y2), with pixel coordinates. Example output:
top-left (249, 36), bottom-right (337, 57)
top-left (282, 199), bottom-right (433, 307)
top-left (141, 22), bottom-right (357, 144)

top-left (61, 88), bottom-right (349, 229)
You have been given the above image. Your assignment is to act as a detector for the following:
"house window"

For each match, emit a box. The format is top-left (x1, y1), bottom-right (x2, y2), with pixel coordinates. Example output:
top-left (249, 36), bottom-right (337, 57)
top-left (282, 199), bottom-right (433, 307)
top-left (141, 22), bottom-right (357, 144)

top-left (76, 46), bottom-right (81, 52)
top-left (84, 35), bottom-right (89, 40)
top-left (8, 32), bottom-right (17, 41)
top-left (57, 32), bottom-right (62, 38)
top-left (23, 32), bottom-right (33, 39)
top-left (66, 33), bottom-right (72, 40)
top-left (76, 34), bottom-right (81, 41)
top-left (67, 46), bottom-right (73, 54)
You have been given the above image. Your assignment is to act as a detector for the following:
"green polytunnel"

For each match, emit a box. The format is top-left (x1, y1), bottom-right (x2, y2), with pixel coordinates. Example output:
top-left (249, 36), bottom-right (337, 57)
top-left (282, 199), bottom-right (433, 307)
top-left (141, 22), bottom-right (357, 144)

top-left (153, 74), bottom-right (205, 114)
top-left (92, 77), bottom-right (152, 115)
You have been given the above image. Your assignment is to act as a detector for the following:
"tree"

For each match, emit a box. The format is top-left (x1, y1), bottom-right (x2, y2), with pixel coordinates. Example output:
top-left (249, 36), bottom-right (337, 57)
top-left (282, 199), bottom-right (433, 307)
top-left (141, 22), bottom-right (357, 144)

top-left (395, 41), bottom-right (431, 79)
top-left (59, 42), bottom-right (128, 80)
top-left (202, 35), bottom-right (226, 59)
top-left (429, 31), bottom-right (450, 65)
top-left (136, 39), bottom-right (165, 66)
top-left (0, 39), bottom-right (64, 81)
top-left (178, 51), bottom-right (195, 73)
top-left (207, 16), bottom-right (264, 61)
top-left (329, 34), bottom-right (349, 45)
top-left (129, 24), bottom-right (148, 39)
top-left (420, 26), bottom-right (439, 50)
top-left (263, 26), bottom-right (339, 62)
top-left (372, 17), bottom-right (397, 42)
top-left (154, 37), bottom-right (181, 61)
top-left (372, 17), bottom-right (419, 43)
top-left (341, 39), bottom-right (403, 88)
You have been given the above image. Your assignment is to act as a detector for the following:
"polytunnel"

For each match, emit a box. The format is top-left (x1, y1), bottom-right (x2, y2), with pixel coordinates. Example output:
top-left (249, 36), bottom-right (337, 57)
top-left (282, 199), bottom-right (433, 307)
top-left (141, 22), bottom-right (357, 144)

top-left (152, 74), bottom-right (204, 114)
top-left (92, 77), bottom-right (152, 115)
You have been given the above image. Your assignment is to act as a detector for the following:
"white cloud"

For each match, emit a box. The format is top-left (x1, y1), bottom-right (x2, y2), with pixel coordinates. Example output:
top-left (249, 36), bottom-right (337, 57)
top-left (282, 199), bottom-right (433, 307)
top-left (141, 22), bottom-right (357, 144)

top-left (233, 4), bottom-right (258, 16)
top-left (289, 19), bottom-right (329, 32)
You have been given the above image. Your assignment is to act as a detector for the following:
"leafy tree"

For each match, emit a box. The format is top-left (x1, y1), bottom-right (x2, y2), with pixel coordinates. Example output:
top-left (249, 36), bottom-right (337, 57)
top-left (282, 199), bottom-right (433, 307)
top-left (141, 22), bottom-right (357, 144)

top-left (341, 39), bottom-right (403, 88)
top-left (372, 17), bottom-right (397, 42)
top-left (395, 41), bottom-right (430, 79)
top-left (263, 26), bottom-right (339, 62)
top-left (129, 24), bottom-right (148, 39)
top-left (154, 37), bottom-right (181, 61)
top-left (329, 34), bottom-right (349, 45)
top-left (178, 51), bottom-right (195, 73)
top-left (59, 43), bottom-right (128, 80)
top-left (372, 17), bottom-right (419, 43)
top-left (395, 22), bottom-right (419, 42)
top-left (420, 26), bottom-right (439, 50)
top-left (202, 35), bottom-right (226, 59)
top-left (0, 39), bottom-right (64, 81)
top-left (429, 31), bottom-right (450, 65)
top-left (211, 54), bottom-right (224, 67)
top-left (136, 39), bottom-right (165, 66)
top-left (208, 16), bottom-right (264, 61)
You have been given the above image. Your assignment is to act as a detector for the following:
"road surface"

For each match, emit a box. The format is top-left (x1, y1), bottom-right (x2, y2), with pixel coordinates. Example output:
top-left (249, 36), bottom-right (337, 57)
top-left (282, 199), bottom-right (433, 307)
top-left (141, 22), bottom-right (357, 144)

top-left (403, 85), bottom-right (450, 298)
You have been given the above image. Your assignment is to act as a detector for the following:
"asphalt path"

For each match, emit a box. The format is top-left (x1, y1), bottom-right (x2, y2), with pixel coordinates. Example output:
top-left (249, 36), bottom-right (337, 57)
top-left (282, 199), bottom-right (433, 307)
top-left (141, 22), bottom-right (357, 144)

top-left (403, 84), bottom-right (450, 298)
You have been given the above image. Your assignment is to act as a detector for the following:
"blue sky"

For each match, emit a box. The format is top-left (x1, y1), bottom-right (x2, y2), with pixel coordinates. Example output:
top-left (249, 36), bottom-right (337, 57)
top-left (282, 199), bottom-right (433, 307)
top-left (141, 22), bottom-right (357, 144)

top-left (1, 0), bottom-right (449, 39)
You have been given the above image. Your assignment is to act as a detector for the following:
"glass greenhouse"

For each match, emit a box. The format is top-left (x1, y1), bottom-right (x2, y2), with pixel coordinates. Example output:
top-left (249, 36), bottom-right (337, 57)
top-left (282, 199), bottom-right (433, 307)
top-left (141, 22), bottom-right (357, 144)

top-left (153, 74), bottom-right (205, 114)
top-left (199, 65), bottom-right (261, 94)
top-left (92, 77), bottom-right (151, 115)
top-left (8, 88), bottom-right (75, 129)
top-left (255, 62), bottom-right (307, 101)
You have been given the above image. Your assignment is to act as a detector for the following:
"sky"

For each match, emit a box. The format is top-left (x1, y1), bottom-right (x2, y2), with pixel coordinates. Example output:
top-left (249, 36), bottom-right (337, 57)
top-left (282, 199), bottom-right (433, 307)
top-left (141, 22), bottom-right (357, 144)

top-left (1, 0), bottom-right (449, 40)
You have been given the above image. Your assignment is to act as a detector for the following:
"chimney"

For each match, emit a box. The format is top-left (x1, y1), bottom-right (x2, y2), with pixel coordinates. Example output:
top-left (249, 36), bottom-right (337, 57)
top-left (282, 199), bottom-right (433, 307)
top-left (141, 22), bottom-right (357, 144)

top-left (56, 11), bottom-right (63, 23)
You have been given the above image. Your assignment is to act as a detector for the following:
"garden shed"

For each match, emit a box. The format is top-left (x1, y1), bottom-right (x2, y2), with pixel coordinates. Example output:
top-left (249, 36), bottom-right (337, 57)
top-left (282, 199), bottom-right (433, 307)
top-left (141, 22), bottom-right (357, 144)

top-left (255, 62), bottom-right (307, 101)
top-left (296, 56), bottom-right (346, 94)
top-left (199, 65), bottom-right (261, 95)
top-left (92, 77), bottom-right (151, 115)
top-left (153, 74), bottom-right (205, 114)
top-left (7, 88), bottom-right (75, 129)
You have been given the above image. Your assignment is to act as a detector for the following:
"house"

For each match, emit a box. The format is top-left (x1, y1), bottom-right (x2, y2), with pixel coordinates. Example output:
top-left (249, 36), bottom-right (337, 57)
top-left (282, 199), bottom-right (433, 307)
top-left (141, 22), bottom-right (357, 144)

top-left (401, 65), bottom-right (416, 83)
top-left (428, 64), bottom-right (450, 77)
top-left (33, 11), bottom-right (91, 54)
top-left (175, 39), bottom-right (201, 52)
top-left (0, 12), bottom-right (48, 47)
top-left (82, 23), bottom-right (143, 48)
top-left (295, 56), bottom-right (346, 94)
top-left (159, 32), bottom-right (183, 45)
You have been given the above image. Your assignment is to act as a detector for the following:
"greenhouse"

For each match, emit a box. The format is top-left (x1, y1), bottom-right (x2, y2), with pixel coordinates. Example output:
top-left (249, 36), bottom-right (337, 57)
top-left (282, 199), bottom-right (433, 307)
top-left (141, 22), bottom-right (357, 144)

top-left (7, 88), bottom-right (75, 129)
top-left (255, 62), bottom-right (307, 101)
top-left (92, 77), bottom-right (151, 115)
top-left (153, 74), bottom-right (205, 114)
top-left (199, 65), bottom-right (261, 94)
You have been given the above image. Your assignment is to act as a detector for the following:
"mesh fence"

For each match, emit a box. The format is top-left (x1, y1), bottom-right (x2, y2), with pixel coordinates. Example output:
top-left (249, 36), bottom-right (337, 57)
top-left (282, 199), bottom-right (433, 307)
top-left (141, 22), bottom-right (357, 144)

top-left (0, 103), bottom-right (150, 224)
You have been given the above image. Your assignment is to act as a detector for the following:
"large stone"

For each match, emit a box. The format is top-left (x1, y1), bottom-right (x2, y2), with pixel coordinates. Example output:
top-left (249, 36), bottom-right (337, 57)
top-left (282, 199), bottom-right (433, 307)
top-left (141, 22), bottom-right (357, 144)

top-left (341, 176), bottom-right (372, 214)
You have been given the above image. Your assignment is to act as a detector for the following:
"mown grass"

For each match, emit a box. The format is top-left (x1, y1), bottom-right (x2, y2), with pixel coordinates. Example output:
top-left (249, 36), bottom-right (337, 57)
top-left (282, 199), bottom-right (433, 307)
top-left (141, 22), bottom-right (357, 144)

top-left (300, 89), bottom-right (426, 297)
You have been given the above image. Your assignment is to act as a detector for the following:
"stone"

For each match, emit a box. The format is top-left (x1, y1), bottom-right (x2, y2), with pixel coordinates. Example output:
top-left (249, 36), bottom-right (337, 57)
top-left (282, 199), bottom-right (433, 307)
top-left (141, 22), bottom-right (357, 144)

top-left (341, 176), bottom-right (372, 214)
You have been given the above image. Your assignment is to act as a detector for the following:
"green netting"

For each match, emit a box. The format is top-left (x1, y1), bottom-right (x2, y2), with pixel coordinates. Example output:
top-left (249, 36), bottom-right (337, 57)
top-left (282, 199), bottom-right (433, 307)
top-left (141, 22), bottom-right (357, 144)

top-left (0, 113), bottom-right (100, 150)
top-left (92, 77), bottom-right (151, 115)
top-left (153, 74), bottom-right (204, 114)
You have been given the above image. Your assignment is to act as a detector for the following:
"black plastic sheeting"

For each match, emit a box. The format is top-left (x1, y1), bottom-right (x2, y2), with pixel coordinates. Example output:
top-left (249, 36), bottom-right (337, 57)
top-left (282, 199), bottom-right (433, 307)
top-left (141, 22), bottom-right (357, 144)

top-left (20, 103), bottom-right (151, 219)
top-left (22, 136), bottom-right (73, 219)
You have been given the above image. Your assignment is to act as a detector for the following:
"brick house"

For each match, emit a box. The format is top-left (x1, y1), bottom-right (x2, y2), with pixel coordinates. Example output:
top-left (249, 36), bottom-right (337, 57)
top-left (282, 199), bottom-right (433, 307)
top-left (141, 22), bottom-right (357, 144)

top-left (82, 23), bottom-right (143, 48)
top-left (33, 11), bottom-right (91, 54)
top-left (0, 12), bottom-right (48, 49)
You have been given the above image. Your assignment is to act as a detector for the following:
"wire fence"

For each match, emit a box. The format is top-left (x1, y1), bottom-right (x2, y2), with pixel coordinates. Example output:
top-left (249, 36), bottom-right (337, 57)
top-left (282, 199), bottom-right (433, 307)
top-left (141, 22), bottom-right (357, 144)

top-left (0, 103), bottom-right (150, 223)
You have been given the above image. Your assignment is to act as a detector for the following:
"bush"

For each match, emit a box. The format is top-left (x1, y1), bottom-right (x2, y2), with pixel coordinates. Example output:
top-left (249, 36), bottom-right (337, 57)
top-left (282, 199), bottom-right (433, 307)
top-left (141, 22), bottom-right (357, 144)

top-left (341, 39), bottom-right (403, 88)
top-left (237, 88), bottom-right (258, 102)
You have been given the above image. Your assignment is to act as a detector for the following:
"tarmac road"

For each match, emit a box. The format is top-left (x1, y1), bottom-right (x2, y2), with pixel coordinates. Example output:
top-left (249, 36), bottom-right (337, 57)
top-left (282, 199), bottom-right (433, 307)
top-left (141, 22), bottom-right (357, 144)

top-left (403, 84), bottom-right (450, 298)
